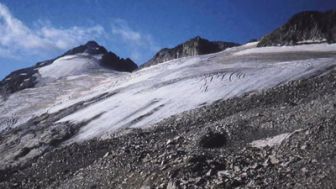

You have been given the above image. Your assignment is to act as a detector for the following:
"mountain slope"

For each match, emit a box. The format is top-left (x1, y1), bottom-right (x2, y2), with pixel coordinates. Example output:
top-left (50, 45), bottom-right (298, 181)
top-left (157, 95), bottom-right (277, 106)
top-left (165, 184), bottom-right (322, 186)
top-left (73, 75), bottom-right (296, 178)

top-left (0, 41), bottom-right (137, 97)
top-left (0, 41), bottom-right (336, 177)
top-left (1, 43), bottom-right (336, 188)
top-left (258, 10), bottom-right (336, 47)
top-left (142, 36), bottom-right (239, 68)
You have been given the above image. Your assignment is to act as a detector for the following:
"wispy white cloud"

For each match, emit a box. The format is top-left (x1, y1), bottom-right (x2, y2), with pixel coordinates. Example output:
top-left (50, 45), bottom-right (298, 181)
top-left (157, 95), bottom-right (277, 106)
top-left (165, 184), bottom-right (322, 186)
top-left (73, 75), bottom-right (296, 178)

top-left (111, 19), bottom-right (160, 62)
top-left (0, 2), bottom-right (105, 59)
top-left (0, 3), bottom-right (160, 64)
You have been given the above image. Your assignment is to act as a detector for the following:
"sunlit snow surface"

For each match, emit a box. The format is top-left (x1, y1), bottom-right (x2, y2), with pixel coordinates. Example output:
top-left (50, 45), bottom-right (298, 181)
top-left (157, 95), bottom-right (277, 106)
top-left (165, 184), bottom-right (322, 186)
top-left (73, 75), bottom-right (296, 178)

top-left (235, 42), bottom-right (336, 55)
top-left (1, 43), bottom-right (336, 142)
top-left (39, 53), bottom-right (103, 79)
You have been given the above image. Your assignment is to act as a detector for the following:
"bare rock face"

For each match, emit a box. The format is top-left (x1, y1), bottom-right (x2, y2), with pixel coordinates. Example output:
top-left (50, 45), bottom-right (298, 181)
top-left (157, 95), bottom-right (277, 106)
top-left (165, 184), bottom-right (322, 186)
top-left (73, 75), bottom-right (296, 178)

top-left (100, 52), bottom-right (138, 72)
top-left (142, 36), bottom-right (239, 68)
top-left (63, 40), bottom-right (138, 72)
top-left (258, 10), bottom-right (336, 47)
top-left (0, 60), bottom-right (51, 97)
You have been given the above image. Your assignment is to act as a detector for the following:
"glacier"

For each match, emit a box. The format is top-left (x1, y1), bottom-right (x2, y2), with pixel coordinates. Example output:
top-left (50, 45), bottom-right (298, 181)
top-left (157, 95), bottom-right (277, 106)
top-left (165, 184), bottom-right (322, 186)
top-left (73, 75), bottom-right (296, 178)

top-left (1, 42), bottom-right (336, 143)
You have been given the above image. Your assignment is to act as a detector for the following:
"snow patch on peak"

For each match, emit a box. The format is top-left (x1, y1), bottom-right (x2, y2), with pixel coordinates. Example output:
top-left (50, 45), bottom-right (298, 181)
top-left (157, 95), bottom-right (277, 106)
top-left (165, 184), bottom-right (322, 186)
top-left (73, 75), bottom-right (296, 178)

top-left (38, 54), bottom-right (103, 79)
top-left (241, 41), bottom-right (259, 48)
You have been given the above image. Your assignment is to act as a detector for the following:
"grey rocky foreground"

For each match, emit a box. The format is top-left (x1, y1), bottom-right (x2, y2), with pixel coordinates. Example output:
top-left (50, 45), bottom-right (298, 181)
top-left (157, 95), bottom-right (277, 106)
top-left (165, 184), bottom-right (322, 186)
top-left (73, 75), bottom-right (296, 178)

top-left (1, 62), bottom-right (336, 188)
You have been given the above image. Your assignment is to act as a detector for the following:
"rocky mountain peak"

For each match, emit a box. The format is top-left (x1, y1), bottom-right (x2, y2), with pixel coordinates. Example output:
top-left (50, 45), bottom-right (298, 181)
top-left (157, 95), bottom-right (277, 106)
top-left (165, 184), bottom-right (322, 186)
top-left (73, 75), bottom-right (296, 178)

top-left (258, 10), bottom-right (336, 47)
top-left (141, 36), bottom-right (239, 68)
top-left (0, 41), bottom-right (137, 97)
top-left (189, 35), bottom-right (203, 42)
top-left (62, 40), bottom-right (108, 56)
top-left (85, 40), bottom-right (100, 46)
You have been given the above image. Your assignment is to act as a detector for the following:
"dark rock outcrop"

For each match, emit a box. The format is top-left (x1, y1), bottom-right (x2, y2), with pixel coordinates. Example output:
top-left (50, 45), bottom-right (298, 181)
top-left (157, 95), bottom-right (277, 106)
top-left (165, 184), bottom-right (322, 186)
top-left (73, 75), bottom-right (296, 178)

top-left (0, 41), bottom-right (137, 97)
top-left (142, 36), bottom-right (239, 68)
top-left (64, 41), bottom-right (138, 72)
top-left (258, 10), bottom-right (336, 47)
top-left (198, 130), bottom-right (228, 148)
top-left (100, 52), bottom-right (137, 72)
top-left (0, 60), bottom-right (52, 98)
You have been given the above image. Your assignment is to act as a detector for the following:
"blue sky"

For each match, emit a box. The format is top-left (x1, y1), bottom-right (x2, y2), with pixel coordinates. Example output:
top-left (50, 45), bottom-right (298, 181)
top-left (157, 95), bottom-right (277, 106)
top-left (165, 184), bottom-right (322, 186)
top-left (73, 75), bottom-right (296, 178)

top-left (0, 0), bottom-right (335, 79)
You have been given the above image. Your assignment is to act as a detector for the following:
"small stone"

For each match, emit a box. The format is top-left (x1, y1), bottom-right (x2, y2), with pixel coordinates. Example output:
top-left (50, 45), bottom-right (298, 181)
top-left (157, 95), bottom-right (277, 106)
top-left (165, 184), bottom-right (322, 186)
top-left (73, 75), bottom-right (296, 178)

top-left (247, 180), bottom-right (255, 187)
top-left (251, 163), bottom-right (262, 169)
top-left (234, 166), bottom-right (241, 172)
top-left (158, 183), bottom-right (165, 188)
top-left (281, 161), bottom-right (290, 167)
top-left (161, 165), bottom-right (168, 171)
top-left (206, 169), bottom-right (214, 176)
top-left (140, 185), bottom-right (151, 189)
top-left (12, 183), bottom-right (19, 187)
top-left (269, 155), bottom-right (280, 164)
top-left (173, 136), bottom-right (181, 141)
top-left (231, 178), bottom-right (243, 187)
top-left (217, 170), bottom-right (232, 178)
top-left (103, 152), bottom-right (109, 158)
top-left (301, 167), bottom-right (308, 175)
top-left (167, 139), bottom-right (174, 145)
top-left (300, 145), bottom-right (306, 150)
top-left (195, 177), bottom-right (203, 185)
